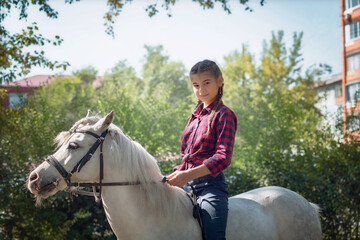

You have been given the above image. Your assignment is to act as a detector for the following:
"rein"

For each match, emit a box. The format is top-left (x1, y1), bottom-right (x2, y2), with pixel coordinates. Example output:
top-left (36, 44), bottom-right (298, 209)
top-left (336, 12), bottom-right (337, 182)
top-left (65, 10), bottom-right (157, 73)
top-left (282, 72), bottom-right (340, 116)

top-left (46, 128), bottom-right (167, 202)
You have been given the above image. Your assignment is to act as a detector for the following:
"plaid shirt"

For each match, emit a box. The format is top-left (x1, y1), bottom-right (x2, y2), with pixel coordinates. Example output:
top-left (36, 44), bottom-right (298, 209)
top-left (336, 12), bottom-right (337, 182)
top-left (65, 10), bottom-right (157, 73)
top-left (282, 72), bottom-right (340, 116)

top-left (174, 101), bottom-right (237, 177)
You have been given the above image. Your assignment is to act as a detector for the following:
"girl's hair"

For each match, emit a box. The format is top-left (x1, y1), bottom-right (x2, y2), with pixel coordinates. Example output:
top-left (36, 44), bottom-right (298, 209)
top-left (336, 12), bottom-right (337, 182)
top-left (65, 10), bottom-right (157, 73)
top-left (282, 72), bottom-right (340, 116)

top-left (188, 60), bottom-right (224, 134)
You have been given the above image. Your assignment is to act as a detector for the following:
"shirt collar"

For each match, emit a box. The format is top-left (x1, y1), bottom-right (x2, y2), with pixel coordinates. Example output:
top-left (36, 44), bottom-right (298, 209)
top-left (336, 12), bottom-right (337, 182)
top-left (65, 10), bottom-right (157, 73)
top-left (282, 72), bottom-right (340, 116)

top-left (192, 100), bottom-right (223, 117)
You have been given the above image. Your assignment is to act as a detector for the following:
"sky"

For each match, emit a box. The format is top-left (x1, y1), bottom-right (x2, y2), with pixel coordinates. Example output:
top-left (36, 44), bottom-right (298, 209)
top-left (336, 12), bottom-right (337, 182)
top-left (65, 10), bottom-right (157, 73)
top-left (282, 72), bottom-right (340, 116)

top-left (5, 0), bottom-right (342, 80)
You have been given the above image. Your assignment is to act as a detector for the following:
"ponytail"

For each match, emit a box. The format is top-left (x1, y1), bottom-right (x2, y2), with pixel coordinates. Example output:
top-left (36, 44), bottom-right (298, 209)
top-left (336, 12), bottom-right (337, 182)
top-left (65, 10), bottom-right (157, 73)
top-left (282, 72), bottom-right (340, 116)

top-left (204, 84), bottom-right (223, 135)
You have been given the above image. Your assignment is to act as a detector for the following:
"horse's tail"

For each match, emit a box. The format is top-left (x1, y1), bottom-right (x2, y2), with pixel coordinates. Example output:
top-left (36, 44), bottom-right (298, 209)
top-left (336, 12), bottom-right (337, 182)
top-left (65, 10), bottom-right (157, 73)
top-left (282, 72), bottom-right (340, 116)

top-left (310, 202), bottom-right (322, 237)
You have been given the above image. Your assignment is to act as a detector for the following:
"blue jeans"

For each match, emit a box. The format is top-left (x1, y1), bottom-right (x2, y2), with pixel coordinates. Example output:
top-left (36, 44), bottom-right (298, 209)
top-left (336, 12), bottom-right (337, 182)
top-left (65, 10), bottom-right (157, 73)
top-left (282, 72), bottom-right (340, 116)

top-left (183, 172), bottom-right (229, 240)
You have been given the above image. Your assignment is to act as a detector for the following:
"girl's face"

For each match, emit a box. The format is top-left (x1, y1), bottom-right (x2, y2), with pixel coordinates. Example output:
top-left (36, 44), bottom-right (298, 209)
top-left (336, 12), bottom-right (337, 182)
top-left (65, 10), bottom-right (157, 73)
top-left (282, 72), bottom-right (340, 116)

top-left (190, 72), bottom-right (223, 107)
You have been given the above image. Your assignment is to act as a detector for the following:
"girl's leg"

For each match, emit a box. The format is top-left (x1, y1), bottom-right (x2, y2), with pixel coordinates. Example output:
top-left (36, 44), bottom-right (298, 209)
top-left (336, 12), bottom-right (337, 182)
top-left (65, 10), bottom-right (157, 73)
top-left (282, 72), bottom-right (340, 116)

top-left (197, 186), bottom-right (228, 240)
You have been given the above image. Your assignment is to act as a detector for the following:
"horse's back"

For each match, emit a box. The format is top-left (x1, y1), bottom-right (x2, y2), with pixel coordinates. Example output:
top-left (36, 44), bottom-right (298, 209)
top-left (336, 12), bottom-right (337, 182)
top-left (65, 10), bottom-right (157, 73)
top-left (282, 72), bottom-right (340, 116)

top-left (226, 186), bottom-right (322, 240)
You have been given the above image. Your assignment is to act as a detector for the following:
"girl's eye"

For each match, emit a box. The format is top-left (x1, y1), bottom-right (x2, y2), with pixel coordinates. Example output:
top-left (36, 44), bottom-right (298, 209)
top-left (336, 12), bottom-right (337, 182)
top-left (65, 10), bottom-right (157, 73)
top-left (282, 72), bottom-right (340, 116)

top-left (68, 142), bottom-right (79, 150)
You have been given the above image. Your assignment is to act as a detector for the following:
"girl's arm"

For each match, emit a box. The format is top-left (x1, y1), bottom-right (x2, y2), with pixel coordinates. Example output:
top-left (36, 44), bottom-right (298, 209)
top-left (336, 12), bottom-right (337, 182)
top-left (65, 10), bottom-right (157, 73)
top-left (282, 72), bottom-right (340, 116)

top-left (167, 164), bottom-right (211, 187)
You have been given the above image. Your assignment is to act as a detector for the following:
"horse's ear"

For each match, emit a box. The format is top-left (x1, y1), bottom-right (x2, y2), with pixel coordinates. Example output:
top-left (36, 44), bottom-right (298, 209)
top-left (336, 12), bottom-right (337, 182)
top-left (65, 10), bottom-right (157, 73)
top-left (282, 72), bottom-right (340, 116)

top-left (94, 111), bottom-right (114, 132)
top-left (86, 110), bottom-right (94, 118)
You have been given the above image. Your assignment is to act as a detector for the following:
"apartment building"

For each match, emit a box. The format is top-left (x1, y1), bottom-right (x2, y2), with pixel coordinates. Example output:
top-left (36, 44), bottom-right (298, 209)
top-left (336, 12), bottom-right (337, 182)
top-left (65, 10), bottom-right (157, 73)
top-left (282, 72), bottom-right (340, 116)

top-left (342, 0), bottom-right (360, 137)
top-left (317, 0), bottom-right (360, 139)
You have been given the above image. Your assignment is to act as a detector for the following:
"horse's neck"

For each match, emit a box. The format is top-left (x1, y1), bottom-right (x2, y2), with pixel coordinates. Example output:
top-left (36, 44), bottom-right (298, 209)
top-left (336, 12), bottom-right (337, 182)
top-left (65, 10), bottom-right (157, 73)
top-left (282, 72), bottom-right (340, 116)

top-left (101, 187), bottom-right (146, 239)
top-left (100, 175), bottom-right (198, 240)
top-left (100, 152), bottom-right (157, 239)
top-left (99, 136), bottom-right (200, 239)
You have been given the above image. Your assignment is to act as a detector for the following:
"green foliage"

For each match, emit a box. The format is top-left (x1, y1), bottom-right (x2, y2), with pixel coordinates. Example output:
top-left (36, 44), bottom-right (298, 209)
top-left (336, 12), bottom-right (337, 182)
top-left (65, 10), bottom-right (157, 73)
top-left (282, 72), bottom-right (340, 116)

top-left (1, 0), bottom-right (265, 84)
top-left (0, 1), bottom-right (70, 84)
top-left (1, 36), bottom-right (359, 239)
top-left (95, 80), bottom-right (190, 156)
top-left (308, 137), bottom-right (360, 239)
top-left (73, 66), bottom-right (99, 84)
top-left (0, 77), bottom-right (115, 239)
top-left (103, 0), bottom-right (265, 36)
top-left (222, 31), bottom-right (327, 173)
top-left (0, 47), bottom-right (191, 238)
top-left (104, 60), bottom-right (142, 93)
top-left (142, 45), bottom-right (192, 103)
top-left (221, 31), bottom-right (359, 239)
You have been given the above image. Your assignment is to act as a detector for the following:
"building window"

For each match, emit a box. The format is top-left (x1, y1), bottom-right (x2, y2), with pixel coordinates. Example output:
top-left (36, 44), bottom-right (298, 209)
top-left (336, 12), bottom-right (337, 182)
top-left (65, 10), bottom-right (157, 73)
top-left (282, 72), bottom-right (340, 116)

top-left (346, 0), bottom-right (360, 9)
top-left (9, 93), bottom-right (27, 108)
top-left (350, 20), bottom-right (360, 40)
top-left (346, 113), bottom-right (360, 132)
top-left (346, 82), bottom-right (360, 107)
top-left (335, 84), bottom-right (343, 97)
top-left (344, 21), bottom-right (360, 43)
top-left (347, 52), bottom-right (360, 73)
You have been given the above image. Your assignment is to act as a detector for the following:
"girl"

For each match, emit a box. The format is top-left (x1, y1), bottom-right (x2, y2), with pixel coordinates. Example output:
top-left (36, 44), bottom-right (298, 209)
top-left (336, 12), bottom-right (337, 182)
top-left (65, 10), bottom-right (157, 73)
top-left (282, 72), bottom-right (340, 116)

top-left (167, 59), bottom-right (237, 240)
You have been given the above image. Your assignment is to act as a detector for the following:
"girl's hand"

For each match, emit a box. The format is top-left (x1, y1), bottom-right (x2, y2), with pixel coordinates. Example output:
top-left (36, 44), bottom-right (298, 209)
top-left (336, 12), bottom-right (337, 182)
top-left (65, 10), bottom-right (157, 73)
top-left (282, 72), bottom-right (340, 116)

top-left (167, 164), bottom-right (211, 187)
top-left (167, 170), bottom-right (192, 187)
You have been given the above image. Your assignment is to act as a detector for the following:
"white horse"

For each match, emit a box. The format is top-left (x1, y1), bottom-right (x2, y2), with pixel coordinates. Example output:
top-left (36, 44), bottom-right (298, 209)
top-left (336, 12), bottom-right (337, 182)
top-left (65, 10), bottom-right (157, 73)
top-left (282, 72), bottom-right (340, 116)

top-left (27, 111), bottom-right (322, 240)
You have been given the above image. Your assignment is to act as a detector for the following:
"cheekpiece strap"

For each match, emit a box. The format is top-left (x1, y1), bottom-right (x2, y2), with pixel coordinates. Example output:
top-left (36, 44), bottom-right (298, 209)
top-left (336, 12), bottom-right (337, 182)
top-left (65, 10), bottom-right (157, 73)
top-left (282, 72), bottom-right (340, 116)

top-left (71, 129), bottom-right (109, 174)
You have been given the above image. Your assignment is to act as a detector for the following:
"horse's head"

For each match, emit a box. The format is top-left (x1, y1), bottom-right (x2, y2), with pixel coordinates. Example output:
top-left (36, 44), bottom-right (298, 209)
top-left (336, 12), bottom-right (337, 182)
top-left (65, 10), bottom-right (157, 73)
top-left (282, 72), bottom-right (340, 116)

top-left (27, 111), bottom-right (114, 203)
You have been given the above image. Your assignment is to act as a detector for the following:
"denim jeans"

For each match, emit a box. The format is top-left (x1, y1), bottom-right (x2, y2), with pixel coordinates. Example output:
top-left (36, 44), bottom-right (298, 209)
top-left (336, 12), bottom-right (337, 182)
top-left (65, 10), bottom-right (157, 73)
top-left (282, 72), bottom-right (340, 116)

top-left (183, 172), bottom-right (229, 240)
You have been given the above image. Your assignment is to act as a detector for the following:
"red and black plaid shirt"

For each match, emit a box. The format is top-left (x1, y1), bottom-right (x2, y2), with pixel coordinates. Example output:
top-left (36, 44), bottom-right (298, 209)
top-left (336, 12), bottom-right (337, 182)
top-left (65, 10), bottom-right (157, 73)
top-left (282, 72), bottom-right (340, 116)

top-left (174, 101), bottom-right (237, 177)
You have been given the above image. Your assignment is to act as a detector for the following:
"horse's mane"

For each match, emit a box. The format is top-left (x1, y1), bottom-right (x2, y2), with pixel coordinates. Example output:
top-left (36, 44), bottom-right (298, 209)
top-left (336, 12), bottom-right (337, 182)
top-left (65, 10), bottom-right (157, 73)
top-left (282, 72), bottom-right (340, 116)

top-left (109, 122), bottom-right (189, 218)
top-left (53, 116), bottom-right (101, 148)
top-left (54, 116), bottom-right (189, 219)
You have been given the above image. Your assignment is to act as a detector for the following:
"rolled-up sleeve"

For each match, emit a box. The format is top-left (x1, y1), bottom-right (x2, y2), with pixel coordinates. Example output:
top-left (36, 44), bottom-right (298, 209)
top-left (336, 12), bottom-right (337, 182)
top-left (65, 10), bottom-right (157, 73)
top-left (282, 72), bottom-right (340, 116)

top-left (203, 111), bottom-right (237, 177)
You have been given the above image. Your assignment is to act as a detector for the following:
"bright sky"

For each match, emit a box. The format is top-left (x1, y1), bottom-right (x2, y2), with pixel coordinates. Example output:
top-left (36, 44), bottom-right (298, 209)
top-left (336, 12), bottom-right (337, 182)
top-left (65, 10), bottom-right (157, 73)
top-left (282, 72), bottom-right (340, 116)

top-left (5, 0), bottom-right (342, 79)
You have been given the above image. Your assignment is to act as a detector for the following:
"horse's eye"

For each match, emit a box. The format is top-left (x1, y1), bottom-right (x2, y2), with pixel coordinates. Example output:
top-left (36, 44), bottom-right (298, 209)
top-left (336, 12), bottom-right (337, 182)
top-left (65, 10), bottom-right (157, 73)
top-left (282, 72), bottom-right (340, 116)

top-left (68, 142), bottom-right (79, 150)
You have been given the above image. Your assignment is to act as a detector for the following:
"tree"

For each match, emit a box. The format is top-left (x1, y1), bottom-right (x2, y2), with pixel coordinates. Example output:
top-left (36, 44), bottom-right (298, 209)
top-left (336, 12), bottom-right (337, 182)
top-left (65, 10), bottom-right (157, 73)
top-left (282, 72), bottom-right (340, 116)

top-left (0, 52), bottom-right (191, 239)
top-left (222, 31), bottom-right (359, 239)
top-left (0, 0), bottom-right (70, 84)
top-left (104, 0), bottom-right (265, 36)
top-left (0, 77), bottom-right (115, 239)
top-left (105, 60), bottom-right (143, 93)
top-left (0, 0), bottom-right (264, 84)
top-left (141, 45), bottom-right (192, 103)
top-left (222, 31), bottom-right (329, 171)
top-left (304, 132), bottom-right (360, 239)
top-left (73, 65), bottom-right (98, 84)
top-left (99, 48), bottom-right (192, 155)
top-left (1, 31), bottom-right (359, 238)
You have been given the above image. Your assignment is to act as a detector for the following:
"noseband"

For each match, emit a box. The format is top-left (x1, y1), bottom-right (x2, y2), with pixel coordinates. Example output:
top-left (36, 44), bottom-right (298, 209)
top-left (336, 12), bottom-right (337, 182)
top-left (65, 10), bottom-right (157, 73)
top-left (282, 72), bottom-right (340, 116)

top-left (46, 128), bottom-right (167, 202)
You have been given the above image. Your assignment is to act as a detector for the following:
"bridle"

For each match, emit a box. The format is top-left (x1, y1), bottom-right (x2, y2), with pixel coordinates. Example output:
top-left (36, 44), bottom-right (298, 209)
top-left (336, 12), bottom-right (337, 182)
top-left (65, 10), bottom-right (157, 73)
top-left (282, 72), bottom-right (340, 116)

top-left (46, 128), bottom-right (167, 202)
top-left (46, 127), bottom-right (203, 233)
